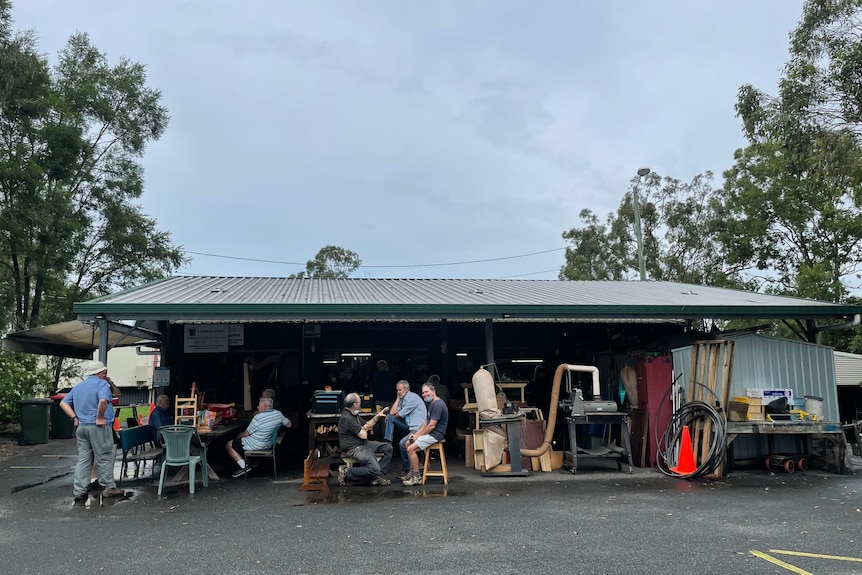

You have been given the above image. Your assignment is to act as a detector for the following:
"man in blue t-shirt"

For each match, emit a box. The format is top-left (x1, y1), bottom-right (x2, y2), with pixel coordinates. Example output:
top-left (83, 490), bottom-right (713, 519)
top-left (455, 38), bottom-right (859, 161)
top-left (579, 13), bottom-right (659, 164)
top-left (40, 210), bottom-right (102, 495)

top-left (60, 360), bottom-right (123, 502)
top-left (402, 382), bottom-right (448, 486)
top-left (148, 395), bottom-right (174, 435)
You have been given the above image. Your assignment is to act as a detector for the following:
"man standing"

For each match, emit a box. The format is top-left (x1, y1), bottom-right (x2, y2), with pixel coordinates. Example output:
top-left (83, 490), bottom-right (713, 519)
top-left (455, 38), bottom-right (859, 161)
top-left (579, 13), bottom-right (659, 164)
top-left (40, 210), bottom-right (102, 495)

top-left (336, 393), bottom-right (392, 486)
top-left (383, 380), bottom-right (426, 480)
top-left (60, 360), bottom-right (123, 502)
top-left (402, 382), bottom-right (449, 486)
top-left (369, 360), bottom-right (397, 407)
top-left (226, 397), bottom-right (291, 477)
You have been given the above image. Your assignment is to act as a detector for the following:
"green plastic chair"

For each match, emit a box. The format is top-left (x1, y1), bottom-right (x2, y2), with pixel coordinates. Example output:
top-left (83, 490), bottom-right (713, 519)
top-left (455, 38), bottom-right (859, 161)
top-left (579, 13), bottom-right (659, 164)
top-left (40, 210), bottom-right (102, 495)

top-left (157, 425), bottom-right (208, 495)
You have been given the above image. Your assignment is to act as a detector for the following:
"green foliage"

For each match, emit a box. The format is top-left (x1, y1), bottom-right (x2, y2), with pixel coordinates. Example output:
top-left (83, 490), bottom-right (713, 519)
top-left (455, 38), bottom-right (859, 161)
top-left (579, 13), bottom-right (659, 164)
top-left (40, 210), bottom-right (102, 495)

top-left (290, 245), bottom-right (362, 279)
top-left (560, 171), bottom-right (748, 288)
top-left (722, 0), bottom-right (862, 344)
top-left (0, 351), bottom-right (52, 425)
top-left (0, 7), bottom-right (186, 330)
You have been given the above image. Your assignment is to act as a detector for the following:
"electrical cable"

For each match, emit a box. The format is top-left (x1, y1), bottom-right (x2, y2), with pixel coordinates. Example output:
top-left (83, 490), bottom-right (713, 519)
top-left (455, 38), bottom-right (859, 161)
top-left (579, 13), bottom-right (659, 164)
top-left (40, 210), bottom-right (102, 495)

top-left (655, 379), bottom-right (728, 479)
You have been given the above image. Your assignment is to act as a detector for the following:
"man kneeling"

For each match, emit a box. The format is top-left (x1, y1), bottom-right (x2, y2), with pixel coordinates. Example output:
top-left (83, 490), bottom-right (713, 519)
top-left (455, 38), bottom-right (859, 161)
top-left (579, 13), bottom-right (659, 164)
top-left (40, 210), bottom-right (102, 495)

top-left (336, 393), bottom-right (392, 486)
top-left (402, 382), bottom-right (448, 486)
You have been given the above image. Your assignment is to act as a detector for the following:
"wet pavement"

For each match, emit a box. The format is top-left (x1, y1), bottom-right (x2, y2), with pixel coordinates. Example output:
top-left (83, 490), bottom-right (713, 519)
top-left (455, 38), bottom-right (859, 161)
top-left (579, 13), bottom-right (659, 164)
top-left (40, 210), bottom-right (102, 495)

top-left (1, 437), bottom-right (860, 574)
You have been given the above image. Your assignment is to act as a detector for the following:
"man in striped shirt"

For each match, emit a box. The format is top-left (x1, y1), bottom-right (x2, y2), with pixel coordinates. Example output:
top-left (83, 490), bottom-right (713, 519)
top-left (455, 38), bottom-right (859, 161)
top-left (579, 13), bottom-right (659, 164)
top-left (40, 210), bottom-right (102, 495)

top-left (226, 397), bottom-right (291, 477)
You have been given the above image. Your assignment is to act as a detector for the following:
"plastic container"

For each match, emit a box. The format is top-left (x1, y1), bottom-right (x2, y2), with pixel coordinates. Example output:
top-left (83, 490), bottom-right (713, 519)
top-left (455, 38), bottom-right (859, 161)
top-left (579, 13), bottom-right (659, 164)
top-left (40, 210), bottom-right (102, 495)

top-left (804, 395), bottom-right (824, 420)
top-left (49, 395), bottom-right (75, 439)
top-left (17, 398), bottom-right (52, 445)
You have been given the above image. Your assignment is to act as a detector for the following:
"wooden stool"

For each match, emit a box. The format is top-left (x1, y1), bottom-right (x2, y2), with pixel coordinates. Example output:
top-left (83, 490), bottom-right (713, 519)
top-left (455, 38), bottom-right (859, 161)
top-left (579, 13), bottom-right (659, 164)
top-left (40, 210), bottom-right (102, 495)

top-left (422, 440), bottom-right (448, 485)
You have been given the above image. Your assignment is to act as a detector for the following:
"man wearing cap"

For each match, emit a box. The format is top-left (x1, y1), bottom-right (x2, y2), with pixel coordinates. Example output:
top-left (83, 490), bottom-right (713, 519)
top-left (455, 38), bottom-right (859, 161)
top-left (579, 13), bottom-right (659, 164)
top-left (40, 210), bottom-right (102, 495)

top-left (60, 360), bottom-right (124, 501)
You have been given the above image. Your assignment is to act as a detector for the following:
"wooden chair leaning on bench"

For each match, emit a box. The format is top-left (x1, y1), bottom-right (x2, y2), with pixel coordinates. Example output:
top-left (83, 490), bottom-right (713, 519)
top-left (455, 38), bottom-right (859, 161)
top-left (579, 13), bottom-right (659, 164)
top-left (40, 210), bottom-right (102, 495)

top-left (299, 450), bottom-right (331, 493)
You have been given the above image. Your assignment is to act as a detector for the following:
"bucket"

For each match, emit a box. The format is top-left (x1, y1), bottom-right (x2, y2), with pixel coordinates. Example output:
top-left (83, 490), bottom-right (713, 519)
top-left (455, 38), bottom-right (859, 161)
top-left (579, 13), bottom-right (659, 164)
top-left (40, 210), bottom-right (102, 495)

top-left (804, 395), bottom-right (824, 420)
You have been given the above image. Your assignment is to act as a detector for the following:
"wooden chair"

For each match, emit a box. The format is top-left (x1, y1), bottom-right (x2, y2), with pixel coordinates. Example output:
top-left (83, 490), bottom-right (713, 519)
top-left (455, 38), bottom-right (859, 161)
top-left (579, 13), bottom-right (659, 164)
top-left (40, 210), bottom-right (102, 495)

top-left (422, 440), bottom-right (448, 485)
top-left (244, 426), bottom-right (286, 479)
top-left (174, 395), bottom-right (197, 427)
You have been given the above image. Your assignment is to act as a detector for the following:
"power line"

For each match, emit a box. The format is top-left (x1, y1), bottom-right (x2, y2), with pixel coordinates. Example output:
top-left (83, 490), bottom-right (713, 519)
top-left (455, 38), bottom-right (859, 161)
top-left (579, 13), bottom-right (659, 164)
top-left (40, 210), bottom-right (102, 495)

top-left (185, 247), bottom-right (567, 269)
top-left (499, 268), bottom-right (560, 278)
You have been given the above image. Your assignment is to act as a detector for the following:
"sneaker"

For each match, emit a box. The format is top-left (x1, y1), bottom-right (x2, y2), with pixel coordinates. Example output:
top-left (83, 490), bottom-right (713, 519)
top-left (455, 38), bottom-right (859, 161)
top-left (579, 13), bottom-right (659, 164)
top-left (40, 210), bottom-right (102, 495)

top-left (402, 472), bottom-right (422, 486)
top-left (371, 477), bottom-right (391, 486)
top-left (397, 470), bottom-right (411, 480)
top-left (337, 465), bottom-right (348, 487)
top-left (231, 466), bottom-right (251, 478)
top-left (87, 480), bottom-right (102, 492)
top-left (73, 493), bottom-right (88, 505)
top-left (101, 487), bottom-right (124, 498)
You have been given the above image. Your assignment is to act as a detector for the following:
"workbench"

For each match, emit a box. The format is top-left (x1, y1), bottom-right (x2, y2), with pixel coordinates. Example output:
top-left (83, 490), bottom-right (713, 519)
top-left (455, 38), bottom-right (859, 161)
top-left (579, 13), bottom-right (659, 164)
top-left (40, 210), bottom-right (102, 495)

top-left (725, 420), bottom-right (848, 473)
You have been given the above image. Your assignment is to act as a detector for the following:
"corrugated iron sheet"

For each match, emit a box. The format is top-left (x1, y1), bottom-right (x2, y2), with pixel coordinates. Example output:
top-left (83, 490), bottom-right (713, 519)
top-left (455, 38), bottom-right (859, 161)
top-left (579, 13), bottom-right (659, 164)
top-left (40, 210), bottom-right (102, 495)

top-left (833, 351), bottom-right (862, 387)
top-left (74, 277), bottom-right (860, 322)
top-left (672, 333), bottom-right (839, 422)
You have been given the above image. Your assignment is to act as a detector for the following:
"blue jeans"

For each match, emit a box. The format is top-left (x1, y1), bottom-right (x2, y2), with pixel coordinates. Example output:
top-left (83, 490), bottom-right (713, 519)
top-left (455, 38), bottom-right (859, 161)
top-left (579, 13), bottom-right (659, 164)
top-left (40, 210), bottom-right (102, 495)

top-left (398, 434), bottom-right (413, 471)
top-left (383, 414), bottom-right (408, 442)
top-left (345, 441), bottom-right (392, 481)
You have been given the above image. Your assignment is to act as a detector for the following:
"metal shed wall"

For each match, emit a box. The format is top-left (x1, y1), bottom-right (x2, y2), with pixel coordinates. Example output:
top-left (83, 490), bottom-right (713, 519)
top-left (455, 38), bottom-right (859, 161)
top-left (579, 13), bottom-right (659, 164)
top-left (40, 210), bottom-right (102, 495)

top-left (833, 351), bottom-right (862, 387)
top-left (672, 334), bottom-right (839, 422)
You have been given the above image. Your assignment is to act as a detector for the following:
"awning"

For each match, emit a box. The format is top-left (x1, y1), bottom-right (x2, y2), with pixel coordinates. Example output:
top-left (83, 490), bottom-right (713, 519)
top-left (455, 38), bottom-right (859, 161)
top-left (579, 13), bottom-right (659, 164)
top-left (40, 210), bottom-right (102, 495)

top-left (2, 320), bottom-right (161, 359)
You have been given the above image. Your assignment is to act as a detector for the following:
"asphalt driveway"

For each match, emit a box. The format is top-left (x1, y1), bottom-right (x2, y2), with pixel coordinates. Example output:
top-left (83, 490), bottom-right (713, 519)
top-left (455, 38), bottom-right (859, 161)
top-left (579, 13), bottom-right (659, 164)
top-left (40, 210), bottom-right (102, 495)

top-left (1, 437), bottom-right (860, 575)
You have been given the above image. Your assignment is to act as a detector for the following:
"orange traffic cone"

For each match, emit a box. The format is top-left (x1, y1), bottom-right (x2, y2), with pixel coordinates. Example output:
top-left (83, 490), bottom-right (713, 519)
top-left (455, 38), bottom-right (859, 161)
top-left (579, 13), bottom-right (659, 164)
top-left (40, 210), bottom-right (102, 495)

top-left (113, 417), bottom-right (121, 432)
top-left (670, 425), bottom-right (697, 475)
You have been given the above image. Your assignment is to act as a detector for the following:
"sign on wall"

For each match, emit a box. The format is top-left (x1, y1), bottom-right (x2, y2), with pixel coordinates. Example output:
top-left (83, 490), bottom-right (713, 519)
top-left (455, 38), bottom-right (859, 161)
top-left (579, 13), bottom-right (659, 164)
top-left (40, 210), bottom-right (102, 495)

top-left (184, 325), bottom-right (229, 353)
top-left (153, 366), bottom-right (171, 386)
top-left (228, 324), bottom-right (244, 346)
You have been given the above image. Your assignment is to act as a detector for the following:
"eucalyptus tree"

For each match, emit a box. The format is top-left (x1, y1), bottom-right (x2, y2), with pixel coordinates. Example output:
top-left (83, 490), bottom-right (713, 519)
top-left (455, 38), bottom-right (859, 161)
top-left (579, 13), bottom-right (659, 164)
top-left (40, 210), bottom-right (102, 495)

top-left (560, 171), bottom-right (744, 288)
top-left (290, 245), bottom-right (362, 279)
top-left (723, 0), bottom-right (862, 305)
top-left (0, 2), bottom-right (185, 330)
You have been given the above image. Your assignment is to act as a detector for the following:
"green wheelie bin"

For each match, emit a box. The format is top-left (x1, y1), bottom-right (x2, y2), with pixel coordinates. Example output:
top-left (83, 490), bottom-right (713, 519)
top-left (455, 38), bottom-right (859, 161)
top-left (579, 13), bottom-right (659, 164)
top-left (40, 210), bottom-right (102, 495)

top-left (17, 398), bottom-right (52, 445)
top-left (50, 395), bottom-right (76, 439)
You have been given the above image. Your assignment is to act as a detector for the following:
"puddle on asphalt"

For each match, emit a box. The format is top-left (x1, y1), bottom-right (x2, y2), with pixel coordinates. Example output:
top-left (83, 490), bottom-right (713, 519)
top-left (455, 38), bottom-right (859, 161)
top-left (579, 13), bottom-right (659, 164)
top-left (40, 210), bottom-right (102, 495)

top-left (65, 488), bottom-right (139, 509)
top-left (298, 486), bottom-right (479, 505)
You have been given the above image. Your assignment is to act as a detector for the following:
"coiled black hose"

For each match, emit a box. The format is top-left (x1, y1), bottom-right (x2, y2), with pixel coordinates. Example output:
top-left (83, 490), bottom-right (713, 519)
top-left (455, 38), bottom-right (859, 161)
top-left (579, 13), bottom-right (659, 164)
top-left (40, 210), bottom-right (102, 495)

top-left (656, 399), bottom-right (727, 479)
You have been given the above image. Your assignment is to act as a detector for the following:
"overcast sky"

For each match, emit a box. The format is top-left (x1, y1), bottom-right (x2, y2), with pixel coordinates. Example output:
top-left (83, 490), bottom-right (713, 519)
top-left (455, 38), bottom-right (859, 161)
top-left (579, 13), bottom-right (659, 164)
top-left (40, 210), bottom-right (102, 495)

top-left (12, 1), bottom-right (804, 280)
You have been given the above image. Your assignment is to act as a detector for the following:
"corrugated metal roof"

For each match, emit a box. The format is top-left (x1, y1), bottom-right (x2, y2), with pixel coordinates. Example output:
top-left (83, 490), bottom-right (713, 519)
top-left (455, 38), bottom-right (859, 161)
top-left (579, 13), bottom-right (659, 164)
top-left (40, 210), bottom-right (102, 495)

top-left (73, 277), bottom-right (862, 322)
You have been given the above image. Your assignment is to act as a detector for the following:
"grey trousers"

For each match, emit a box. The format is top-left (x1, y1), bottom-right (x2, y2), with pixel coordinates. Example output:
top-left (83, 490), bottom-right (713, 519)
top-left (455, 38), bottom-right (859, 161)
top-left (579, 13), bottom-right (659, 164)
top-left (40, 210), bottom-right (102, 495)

top-left (73, 424), bottom-right (117, 496)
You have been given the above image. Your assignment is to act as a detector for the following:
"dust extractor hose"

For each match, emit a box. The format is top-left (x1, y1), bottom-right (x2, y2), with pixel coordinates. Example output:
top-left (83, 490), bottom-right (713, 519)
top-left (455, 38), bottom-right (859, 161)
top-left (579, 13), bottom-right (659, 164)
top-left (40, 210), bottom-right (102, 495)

top-left (519, 363), bottom-right (600, 458)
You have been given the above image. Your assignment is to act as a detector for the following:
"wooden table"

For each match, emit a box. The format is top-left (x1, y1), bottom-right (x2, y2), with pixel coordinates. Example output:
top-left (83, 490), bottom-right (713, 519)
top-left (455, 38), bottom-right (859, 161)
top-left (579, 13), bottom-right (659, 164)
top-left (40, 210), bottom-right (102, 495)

top-left (497, 382), bottom-right (528, 403)
top-left (170, 423), bottom-right (243, 482)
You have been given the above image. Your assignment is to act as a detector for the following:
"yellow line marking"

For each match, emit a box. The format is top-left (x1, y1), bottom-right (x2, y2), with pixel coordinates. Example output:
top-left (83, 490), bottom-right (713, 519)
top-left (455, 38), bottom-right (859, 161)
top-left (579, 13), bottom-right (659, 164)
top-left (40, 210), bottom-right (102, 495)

top-left (750, 550), bottom-right (813, 575)
top-left (770, 549), bottom-right (862, 563)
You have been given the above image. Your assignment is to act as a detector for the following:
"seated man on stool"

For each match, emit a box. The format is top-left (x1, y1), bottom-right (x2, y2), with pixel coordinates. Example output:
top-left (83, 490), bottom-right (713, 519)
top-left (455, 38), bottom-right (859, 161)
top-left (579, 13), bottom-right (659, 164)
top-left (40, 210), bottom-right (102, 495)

top-left (226, 397), bottom-right (291, 478)
top-left (336, 393), bottom-right (392, 486)
top-left (402, 382), bottom-right (448, 486)
top-left (383, 380), bottom-right (426, 480)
